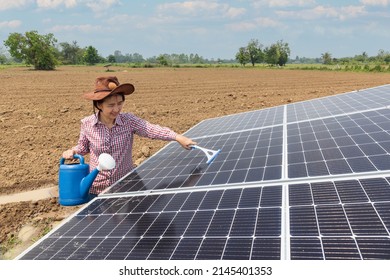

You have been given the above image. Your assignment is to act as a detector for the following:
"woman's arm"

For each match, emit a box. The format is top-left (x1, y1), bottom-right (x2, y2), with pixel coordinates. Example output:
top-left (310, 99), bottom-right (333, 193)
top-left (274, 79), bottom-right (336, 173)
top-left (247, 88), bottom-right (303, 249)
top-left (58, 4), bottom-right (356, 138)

top-left (175, 134), bottom-right (197, 150)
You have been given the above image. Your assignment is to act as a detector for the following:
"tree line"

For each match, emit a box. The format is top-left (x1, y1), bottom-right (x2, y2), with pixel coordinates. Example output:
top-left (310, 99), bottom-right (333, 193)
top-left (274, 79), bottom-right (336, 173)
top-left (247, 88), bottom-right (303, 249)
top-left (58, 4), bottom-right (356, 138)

top-left (1, 30), bottom-right (234, 70)
top-left (1, 30), bottom-right (389, 70)
top-left (318, 51), bottom-right (390, 65)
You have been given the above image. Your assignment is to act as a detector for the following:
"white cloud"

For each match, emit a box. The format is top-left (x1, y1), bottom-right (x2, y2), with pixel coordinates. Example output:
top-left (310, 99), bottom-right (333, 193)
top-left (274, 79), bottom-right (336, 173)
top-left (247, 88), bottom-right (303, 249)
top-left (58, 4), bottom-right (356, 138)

top-left (339, 6), bottom-right (367, 20)
top-left (157, 1), bottom-right (246, 19)
top-left (106, 14), bottom-right (181, 30)
top-left (252, 0), bottom-right (315, 8)
top-left (360, 0), bottom-right (389, 6)
top-left (276, 5), bottom-right (366, 20)
top-left (187, 27), bottom-right (209, 35)
top-left (0, 0), bottom-right (32, 11)
top-left (85, 0), bottom-right (120, 13)
top-left (106, 14), bottom-right (136, 25)
top-left (0, 20), bottom-right (23, 29)
top-left (49, 24), bottom-right (101, 32)
top-left (254, 17), bottom-right (283, 27)
top-left (226, 21), bottom-right (257, 32)
top-left (227, 17), bottom-right (283, 31)
top-left (158, 1), bottom-right (216, 14)
top-left (0, 0), bottom-right (119, 11)
top-left (42, 18), bottom-right (53, 24)
top-left (225, 7), bottom-right (246, 18)
top-left (36, 0), bottom-right (77, 9)
top-left (325, 26), bottom-right (355, 36)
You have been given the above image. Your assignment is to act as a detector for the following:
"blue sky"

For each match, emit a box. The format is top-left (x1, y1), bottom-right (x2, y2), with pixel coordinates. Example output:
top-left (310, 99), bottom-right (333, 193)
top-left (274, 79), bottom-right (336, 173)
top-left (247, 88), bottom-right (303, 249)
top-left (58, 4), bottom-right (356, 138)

top-left (0, 0), bottom-right (389, 60)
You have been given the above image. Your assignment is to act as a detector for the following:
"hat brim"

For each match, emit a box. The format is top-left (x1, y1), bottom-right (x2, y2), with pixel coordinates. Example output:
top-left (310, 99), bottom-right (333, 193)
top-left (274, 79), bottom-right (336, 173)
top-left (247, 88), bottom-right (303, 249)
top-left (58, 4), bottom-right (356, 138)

top-left (83, 83), bottom-right (135, 101)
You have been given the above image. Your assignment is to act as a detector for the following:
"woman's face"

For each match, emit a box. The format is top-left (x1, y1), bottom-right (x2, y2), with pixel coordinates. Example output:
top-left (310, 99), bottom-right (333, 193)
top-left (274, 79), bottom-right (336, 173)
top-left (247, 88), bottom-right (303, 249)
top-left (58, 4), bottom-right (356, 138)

top-left (98, 94), bottom-right (125, 122)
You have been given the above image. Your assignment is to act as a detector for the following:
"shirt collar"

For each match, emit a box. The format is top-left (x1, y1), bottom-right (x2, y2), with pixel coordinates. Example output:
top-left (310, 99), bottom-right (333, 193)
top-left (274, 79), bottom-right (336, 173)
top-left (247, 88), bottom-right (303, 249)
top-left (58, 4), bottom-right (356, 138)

top-left (93, 113), bottom-right (99, 125)
top-left (115, 114), bottom-right (124, 126)
top-left (93, 112), bottom-right (124, 126)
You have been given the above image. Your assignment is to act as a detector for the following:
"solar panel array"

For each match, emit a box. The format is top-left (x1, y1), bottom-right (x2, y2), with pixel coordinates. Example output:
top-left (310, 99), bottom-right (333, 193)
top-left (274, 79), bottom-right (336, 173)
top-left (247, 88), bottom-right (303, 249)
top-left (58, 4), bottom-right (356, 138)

top-left (20, 186), bottom-right (282, 260)
top-left (18, 84), bottom-right (390, 260)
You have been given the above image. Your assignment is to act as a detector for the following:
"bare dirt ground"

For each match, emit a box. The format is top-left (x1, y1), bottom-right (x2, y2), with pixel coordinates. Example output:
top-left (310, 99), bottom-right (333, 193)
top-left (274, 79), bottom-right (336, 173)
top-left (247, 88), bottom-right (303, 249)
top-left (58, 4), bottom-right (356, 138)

top-left (0, 65), bottom-right (389, 258)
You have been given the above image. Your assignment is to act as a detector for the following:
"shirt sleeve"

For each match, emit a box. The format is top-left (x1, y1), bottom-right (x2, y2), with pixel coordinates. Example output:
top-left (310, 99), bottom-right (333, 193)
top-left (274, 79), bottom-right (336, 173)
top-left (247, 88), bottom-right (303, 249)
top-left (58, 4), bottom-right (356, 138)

top-left (129, 114), bottom-right (178, 141)
top-left (72, 119), bottom-right (90, 155)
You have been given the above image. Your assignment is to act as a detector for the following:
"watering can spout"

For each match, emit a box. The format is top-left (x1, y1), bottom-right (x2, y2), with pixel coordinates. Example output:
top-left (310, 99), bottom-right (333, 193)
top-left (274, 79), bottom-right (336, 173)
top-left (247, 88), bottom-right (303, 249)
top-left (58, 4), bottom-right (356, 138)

top-left (80, 168), bottom-right (100, 198)
top-left (80, 153), bottom-right (116, 197)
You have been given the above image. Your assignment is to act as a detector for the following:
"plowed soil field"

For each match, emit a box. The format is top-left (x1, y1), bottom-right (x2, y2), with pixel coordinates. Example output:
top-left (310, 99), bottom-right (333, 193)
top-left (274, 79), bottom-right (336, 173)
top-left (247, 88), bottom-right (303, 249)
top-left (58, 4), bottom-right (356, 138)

top-left (0, 65), bottom-right (389, 258)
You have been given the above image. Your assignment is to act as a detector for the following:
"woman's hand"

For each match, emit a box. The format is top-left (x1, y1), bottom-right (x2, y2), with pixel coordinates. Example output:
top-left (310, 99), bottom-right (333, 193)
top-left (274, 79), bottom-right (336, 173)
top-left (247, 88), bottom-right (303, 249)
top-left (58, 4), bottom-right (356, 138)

top-left (175, 134), bottom-right (197, 150)
top-left (62, 149), bottom-right (76, 160)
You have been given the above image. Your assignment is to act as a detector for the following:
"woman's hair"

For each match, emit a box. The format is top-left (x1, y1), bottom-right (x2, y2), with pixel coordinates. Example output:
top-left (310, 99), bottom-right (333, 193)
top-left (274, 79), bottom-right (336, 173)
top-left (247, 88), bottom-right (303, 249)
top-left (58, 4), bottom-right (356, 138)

top-left (93, 93), bottom-right (125, 114)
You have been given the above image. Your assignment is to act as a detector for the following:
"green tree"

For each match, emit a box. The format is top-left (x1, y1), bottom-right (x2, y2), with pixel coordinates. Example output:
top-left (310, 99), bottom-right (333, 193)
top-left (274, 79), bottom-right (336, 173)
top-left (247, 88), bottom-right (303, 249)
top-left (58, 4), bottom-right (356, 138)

top-left (238, 39), bottom-right (290, 67)
top-left (83, 46), bottom-right (100, 65)
top-left (377, 49), bottom-right (390, 63)
top-left (263, 41), bottom-right (290, 66)
top-left (4, 30), bottom-right (58, 70)
top-left (235, 47), bottom-right (250, 66)
top-left (0, 54), bottom-right (6, 64)
top-left (264, 44), bottom-right (280, 65)
top-left (178, 53), bottom-right (189, 64)
top-left (113, 50), bottom-right (125, 63)
top-left (0, 47), bottom-right (7, 64)
top-left (247, 39), bottom-right (264, 66)
top-left (58, 41), bottom-right (83, 65)
top-left (321, 52), bottom-right (332, 65)
top-left (384, 53), bottom-right (390, 64)
top-left (157, 54), bottom-right (169, 66)
top-left (276, 40), bottom-right (290, 66)
top-left (131, 53), bottom-right (144, 63)
top-left (107, 55), bottom-right (116, 63)
top-left (192, 54), bottom-right (204, 64)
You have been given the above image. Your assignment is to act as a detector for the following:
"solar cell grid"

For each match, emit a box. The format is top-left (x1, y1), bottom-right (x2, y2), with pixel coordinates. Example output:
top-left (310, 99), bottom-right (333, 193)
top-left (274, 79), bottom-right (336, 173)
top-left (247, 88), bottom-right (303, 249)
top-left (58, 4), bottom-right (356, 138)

top-left (184, 106), bottom-right (284, 138)
top-left (288, 108), bottom-right (390, 179)
top-left (108, 126), bottom-right (283, 194)
top-left (316, 205), bottom-right (352, 236)
top-left (321, 238), bottom-right (361, 260)
top-left (356, 238), bottom-right (390, 260)
top-left (20, 185), bottom-right (282, 260)
top-left (287, 85), bottom-right (390, 123)
top-left (289, 177), bottom-right (390, 259)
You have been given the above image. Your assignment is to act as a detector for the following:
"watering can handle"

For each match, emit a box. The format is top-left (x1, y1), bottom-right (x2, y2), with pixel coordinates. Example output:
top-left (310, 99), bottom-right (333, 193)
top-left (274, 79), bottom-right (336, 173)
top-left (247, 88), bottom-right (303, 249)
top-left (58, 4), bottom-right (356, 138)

top-left (59, 154), bottom-right (85, 165)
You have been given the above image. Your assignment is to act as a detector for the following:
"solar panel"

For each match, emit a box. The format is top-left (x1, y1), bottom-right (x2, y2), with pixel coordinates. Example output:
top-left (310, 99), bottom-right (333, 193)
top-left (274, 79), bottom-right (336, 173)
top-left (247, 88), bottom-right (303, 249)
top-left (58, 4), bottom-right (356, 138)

top-left (18, 84), bottom-right (390, 260)
top-left (289, 177), bottom-right (390, 260)
top-left (287, 84), bottom-right (390, 123)
top-left (19, 186), bottom-right (282, 260)
top-left (184, 106), bottom-right (284, 138)
top-left (107, 125), bottom-right (283, 194)
top-left (287, 108), bottom-right (390, 178)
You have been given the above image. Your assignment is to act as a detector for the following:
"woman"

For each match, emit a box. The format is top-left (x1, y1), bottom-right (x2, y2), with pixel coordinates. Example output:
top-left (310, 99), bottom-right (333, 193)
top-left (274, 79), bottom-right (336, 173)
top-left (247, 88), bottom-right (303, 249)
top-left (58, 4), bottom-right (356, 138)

top-left (62, 76), bottom-right (196, 195)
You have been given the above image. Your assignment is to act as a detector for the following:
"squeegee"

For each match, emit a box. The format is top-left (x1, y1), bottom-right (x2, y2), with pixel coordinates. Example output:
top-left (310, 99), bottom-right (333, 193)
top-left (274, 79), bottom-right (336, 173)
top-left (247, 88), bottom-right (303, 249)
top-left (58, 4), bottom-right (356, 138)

top-left (191, 145), bottom-right (221, 165)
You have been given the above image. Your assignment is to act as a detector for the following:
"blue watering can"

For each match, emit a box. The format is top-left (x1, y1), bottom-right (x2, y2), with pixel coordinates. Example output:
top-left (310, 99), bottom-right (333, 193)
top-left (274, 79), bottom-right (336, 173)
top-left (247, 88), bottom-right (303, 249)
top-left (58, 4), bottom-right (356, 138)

top-left (58, 153), bottom-right (115, 206)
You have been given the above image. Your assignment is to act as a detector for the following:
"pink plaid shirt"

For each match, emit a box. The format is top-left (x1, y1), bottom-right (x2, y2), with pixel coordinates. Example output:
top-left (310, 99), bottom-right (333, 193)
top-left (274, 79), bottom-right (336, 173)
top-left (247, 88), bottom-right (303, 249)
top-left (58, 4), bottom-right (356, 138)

top-left (73, 112), bottom-right (177, 194)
